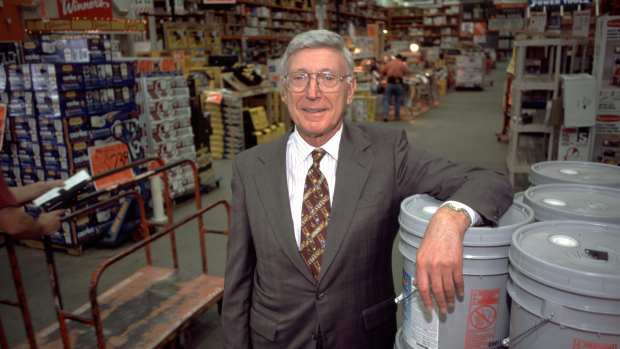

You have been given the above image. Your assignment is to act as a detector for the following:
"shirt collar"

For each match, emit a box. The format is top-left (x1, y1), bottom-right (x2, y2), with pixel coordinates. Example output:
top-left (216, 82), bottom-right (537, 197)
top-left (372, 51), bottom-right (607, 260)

top-left (291, 124), bottom-right (342, 162)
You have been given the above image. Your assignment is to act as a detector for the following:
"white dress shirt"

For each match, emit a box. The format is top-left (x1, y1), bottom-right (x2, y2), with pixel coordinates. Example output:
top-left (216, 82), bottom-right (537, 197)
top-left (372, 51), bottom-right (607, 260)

top-left (285, 125), bottom-right (480, 249)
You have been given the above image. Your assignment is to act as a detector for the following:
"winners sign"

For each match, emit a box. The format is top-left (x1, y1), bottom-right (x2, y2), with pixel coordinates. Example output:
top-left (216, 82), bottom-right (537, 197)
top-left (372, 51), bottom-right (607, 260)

top-left (56, 0), bottom-right (113, 19)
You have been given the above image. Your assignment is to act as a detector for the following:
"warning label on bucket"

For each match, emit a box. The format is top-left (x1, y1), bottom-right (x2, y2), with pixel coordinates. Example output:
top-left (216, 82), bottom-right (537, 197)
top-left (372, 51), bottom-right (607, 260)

top-left (572, 338), bottom-right (618, 349)
top-left (464, 288), bottom-right (499, 349)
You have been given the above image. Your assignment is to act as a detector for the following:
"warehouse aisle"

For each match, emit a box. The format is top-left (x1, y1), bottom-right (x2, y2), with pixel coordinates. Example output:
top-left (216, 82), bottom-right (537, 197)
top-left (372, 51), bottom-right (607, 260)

top-left (0, 66), bottom-right (508, 348)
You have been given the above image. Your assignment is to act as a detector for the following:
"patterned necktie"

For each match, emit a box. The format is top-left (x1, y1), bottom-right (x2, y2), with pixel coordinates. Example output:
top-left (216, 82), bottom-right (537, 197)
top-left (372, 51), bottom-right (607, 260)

top-left (300, 148), bottom-right (330, 280)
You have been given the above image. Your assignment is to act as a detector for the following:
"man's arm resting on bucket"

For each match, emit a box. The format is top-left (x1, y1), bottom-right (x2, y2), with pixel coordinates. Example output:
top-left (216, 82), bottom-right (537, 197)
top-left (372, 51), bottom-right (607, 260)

top-left (415, 206), bottom-right (471, 315)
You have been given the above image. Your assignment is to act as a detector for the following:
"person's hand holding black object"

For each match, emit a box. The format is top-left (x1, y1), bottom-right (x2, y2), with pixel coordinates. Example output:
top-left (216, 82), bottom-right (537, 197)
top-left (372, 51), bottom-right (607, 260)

top-left (0, 207), bottom-right (65, 240)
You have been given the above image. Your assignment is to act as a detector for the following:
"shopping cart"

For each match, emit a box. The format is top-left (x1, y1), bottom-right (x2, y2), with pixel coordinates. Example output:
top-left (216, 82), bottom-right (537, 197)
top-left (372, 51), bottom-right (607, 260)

top-left (11, 158), bottom-right (230, 348)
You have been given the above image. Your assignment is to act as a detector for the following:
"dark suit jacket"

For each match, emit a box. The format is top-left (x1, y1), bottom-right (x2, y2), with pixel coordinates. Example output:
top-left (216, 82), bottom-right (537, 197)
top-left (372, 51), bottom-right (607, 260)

top-left (222, 122), bottom-right (512, 349)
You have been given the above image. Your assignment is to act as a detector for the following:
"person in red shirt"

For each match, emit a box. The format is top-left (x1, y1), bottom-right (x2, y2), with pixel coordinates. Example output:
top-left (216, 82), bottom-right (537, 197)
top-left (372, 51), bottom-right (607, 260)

top-left (0, 176), bottom-right (64, 240)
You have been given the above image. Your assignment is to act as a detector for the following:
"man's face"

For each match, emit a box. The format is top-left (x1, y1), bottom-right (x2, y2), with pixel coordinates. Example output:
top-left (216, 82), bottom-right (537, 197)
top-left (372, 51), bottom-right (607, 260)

top-left (283, 47), bottom-right (356, 146)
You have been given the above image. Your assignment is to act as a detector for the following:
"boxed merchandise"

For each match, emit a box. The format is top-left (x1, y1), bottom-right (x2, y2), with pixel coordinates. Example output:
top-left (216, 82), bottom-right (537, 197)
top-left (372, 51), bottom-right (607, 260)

top-left (7, 65), bottom-right (32, 91)
top-left (560, 74), bottom-right (596, 127)
top-left (594, 115), bottom-right (620, 165)
top-left (593, 16), bottom-right (620, 115)
top-left (34, 90), bottom-right (62, 117)
top-left (30, 64), bottom-right (58, 91)
top-left (8, 91), bottom-right (35, 117)
top-left (83, 64), bottom-right (114, 88)
top-left (112, 62), bottom-right (135, 86)
top-left (57, 63), bottom-right (84, 90)
top-left (558, 126), bottom-right (594, 161)
top-left (41, 38), bottom-right (90, 63)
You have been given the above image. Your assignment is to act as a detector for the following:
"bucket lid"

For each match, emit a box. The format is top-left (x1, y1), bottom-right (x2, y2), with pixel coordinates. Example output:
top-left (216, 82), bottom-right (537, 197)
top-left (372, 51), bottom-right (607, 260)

top-left (399, 194), bottom-right (534, 246)
top-left (510, 220), bottom-right (620, 299)
top-left (524, 184), bottom-right (620, 224)
top-left (529, 161), bottom-right (620, 188)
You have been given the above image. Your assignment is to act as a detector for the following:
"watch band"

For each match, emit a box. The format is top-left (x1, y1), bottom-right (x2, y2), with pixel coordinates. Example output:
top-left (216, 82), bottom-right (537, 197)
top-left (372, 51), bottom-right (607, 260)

top-left (440, 201), bottom-right (473, 226)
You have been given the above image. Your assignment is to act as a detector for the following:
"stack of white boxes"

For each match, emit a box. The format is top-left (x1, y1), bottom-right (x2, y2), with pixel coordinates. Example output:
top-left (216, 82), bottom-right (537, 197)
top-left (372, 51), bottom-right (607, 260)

top-left (138, 73), bottom-right (197, 198)
top-left (455, 52), bottom-right (485, 89)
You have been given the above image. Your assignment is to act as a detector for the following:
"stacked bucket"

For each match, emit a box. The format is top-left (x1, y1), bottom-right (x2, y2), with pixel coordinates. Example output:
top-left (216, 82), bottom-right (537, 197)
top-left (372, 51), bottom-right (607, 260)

top-left (396, 160), bottom-right (620, 349)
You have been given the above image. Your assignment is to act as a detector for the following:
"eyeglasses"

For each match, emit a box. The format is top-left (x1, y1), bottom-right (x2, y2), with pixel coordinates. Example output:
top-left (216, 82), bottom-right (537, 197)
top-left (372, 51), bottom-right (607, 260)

top-left (284, 71), bottom-right (352, 93)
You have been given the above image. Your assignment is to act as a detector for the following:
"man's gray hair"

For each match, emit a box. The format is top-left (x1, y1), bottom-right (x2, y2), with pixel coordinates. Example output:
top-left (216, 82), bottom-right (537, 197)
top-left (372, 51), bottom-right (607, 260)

top-left (278, 29), bottom-right (354, 91)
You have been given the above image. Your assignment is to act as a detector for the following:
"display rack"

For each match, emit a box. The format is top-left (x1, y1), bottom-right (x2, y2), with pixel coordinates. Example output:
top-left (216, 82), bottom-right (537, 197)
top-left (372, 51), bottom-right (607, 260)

top-left (506, 37), bottom-right (588, 186)
top-left (325, 1), bottom-right (387, 36)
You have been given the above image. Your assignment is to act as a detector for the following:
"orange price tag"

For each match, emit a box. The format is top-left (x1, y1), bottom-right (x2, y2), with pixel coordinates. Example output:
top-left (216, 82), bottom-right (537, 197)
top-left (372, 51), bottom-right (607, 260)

top-left (137, 60), bottom-right (155, 74)
top-left (88, 142), bottom-right (135, 190)
top-left (160, 59), bottom-right (177, 72)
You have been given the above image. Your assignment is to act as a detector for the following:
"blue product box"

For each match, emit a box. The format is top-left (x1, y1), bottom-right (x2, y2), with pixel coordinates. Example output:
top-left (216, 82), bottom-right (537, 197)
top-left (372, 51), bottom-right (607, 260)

top-left (37, 117), bottom-right (65, 143)
top-left (112, 62), bottom-right (135, 86)
top-left (40, 140), bottom-right (68, 159)
top-left (7, 64), bottom-right (32, 91)
top-left (113, 86), bottom-right (136, 110)
top-left (83, 64), bottom-right (113, 88)
top-left (43, 165), bottom-right (70, 180)
top-left (17, 154), bottom-right (42, 168)
top-left (30, 64), bottom-right (57, 91)
top-left (70, 138), bottom-right (92, 168)
top-left (13, 128), bottom-right (39, 143)
top-left (23, 40), bottom-right (42, 63)
top-left (56, 63), bottom-right (83, 91)
top-left (87, 37), bottom-right (110, 63)
top-left (42, 157), bottom-right (70, 171)
top-left (35, 90), bottom-right (62, 117)
top-left (85, 89), bottom-right (102, 114)
top-left (66, 115), bottom-right (90, 140)
top-left (20, 166), bottom-right (44, 184)
top-left (40, 38), bottom-right (89, 63)
top-left (61, 90), bottom-right (88, 117)
top-left (9, 91), bottom-right (35, 117)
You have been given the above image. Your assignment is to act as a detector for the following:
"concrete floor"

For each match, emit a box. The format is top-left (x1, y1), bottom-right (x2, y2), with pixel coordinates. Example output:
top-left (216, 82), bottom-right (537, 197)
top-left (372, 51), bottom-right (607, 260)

top-left (0, 66), bottom-right (509, 348)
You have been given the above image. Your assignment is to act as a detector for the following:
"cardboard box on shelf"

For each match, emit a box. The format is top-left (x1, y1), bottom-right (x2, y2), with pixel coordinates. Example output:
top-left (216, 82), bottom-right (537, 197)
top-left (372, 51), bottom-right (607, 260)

top-left (593, 16), bottom-right (620, 116)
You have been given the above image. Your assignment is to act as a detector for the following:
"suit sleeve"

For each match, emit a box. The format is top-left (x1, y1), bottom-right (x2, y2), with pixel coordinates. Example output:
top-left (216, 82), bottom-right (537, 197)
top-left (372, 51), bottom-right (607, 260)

top-left (222, 158), bottom-right (256, 348)
top-left (394, 130), bottom-right (513, 224)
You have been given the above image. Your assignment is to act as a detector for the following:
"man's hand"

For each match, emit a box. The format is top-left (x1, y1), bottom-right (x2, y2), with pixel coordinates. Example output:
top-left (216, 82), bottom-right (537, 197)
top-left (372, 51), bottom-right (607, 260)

top-left (10, 180), bottom-right (64, 204)
top-left (415, 206), bottom-right (470, 315)
top-left (38, 210), bottom-right (64, 234)
top-left (0, 208), bottom-right (64, 240)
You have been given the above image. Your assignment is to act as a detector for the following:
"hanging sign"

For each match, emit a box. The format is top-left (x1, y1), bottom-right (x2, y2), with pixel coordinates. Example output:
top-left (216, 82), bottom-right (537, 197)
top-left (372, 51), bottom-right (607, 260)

top-left (56, 0), bottom-right (113, 19)
top-left (528, 0), bottom-right (590, 5)
top-left (89, 142), bottom-right (135, 190)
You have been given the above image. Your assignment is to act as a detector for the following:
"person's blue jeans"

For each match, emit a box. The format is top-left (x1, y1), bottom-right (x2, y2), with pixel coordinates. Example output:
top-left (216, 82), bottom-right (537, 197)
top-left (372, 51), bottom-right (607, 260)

top-left (383, 83), bottom-right (405, 120)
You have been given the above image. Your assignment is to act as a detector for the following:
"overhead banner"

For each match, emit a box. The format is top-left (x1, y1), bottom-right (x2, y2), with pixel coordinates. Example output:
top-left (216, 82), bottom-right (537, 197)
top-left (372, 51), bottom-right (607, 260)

top-left (56, 0), bottom-right (113, 19)
top-left (528, 0), bottom-right (590, 5)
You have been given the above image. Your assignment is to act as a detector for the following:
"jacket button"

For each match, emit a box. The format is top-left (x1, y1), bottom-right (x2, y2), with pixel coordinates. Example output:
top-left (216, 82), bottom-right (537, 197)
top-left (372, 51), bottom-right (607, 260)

top-left (316, 292), bottom-right (325, 300)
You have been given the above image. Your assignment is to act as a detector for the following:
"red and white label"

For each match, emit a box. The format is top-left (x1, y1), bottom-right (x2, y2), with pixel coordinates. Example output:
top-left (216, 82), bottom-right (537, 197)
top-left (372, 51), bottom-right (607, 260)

top-left (573, 338), bottom-right (618, 349)
top-left (56, 0), bottom-right (112, 19)
top-left (464, 288), bottom-right (500, 349)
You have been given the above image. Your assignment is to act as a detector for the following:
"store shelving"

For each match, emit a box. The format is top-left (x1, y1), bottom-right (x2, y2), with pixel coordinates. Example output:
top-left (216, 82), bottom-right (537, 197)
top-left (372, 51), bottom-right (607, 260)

top-left (506, 37), bottom-right (589, 186)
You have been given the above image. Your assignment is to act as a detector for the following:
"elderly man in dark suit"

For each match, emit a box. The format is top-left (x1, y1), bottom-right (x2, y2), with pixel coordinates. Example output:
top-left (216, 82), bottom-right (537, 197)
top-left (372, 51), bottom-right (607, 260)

top-left (222, 29), bottom-right (512, 349)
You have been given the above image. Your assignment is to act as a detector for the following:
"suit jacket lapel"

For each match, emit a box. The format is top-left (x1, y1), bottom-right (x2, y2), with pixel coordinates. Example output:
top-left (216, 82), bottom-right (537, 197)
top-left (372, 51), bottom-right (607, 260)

top-left (320, 122), bottom-right (372, 283)
top-left (254, 133), bottom-right (316, 284)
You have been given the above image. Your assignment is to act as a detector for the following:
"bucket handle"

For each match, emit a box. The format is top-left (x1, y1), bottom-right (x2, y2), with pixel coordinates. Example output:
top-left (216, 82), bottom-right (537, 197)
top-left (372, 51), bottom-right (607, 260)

top-left (494, 314), bottom-right (554, 348)
top-left (394, 285), bottom-right (418, 304)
